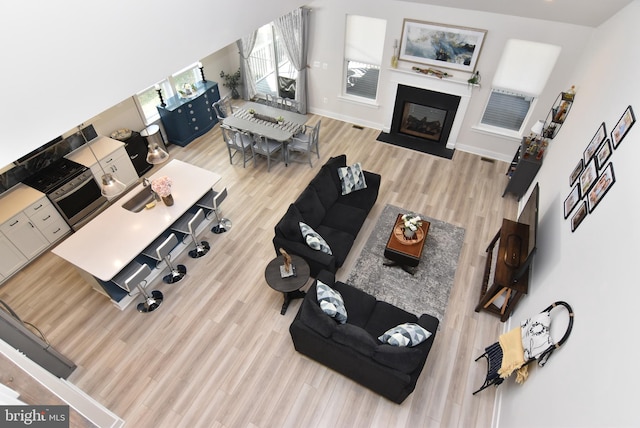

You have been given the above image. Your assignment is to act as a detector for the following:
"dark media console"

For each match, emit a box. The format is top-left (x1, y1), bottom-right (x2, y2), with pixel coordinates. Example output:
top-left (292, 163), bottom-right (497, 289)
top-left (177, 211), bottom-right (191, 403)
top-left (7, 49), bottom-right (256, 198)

top-left (476, 183), bottom-right (539, 322)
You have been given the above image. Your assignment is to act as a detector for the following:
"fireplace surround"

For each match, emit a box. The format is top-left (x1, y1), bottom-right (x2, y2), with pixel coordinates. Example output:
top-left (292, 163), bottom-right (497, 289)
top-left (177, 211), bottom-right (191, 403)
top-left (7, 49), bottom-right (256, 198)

top-left (382, 67), bottom-right (474, 156)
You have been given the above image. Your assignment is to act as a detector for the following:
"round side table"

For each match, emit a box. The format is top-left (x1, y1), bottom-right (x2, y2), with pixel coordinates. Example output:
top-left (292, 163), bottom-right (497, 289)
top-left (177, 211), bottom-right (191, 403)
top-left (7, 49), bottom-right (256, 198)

top-left (265, 254), bottom-right (310, 315)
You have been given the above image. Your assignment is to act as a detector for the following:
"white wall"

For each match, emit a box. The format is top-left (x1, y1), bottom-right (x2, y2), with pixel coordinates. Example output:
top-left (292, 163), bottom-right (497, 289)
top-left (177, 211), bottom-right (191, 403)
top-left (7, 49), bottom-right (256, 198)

top-left (305, 0), bottom-right (592, 161)
top-left (0, 0), bottom-right (306, 168)
top-left (498, 2), bottom-right (640, 427)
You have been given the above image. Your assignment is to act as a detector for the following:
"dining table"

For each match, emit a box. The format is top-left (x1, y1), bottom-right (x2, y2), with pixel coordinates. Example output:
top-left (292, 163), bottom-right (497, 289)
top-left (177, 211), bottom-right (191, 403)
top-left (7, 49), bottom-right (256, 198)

top-left (222, 101), bottom-right (308, 145)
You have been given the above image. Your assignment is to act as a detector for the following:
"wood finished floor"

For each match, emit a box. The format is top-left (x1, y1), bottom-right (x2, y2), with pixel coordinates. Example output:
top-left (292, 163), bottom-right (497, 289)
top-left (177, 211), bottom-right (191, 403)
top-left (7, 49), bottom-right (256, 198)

top-left (0, 115), bottom-right (517, 428)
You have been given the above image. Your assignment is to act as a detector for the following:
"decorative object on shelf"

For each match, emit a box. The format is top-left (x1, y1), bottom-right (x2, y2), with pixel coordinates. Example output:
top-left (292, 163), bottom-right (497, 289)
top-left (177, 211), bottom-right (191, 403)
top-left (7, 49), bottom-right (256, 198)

top-left (177, 83), bottom-right (197, 98)
top-left (411, 66), bottom-right (452, 79)
top-left (542, 88), bottom-right (575, 139)
top-left (467, 70), bottom-right (481, 87)
top-left (197, 61), bottom-right (206, 81)
top-left (151, 176), bottom-right (173, 206)
top-left (391, 39), bottom-right (399, 68)
top-left (110, 128), bottom-right (132, 140)
top-left (155, 84), bottom-right (165, 107)
top-left (78, 124), bottom-right (126, 198)
top-left (399, 19), bottom-right (487, 72)
top-left (611, 104), bottom-right (635, 148)
top-left (401, 213), bottom-right (422, 238)
top-left (220, 68), bottom-right (241, 99)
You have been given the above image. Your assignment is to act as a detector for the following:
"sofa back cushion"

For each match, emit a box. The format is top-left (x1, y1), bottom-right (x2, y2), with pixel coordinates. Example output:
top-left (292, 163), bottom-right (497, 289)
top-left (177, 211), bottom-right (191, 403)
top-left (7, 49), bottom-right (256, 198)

top-left (299, 283), bottom-right (338, 338)
top-left (321, 154), bottom-right (347, 192)
top-left (332, 323), bottom-right (379, 357)
top-left (309, 167), bottom-right (340, 210)
top-left (274, 204), bottom-right (304, 242)
top-left (294, 187), bottom-right (325, 228)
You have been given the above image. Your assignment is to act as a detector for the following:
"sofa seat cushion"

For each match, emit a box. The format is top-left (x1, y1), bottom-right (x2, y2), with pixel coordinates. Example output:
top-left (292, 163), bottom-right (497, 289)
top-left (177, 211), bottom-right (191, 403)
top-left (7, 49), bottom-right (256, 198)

top-left (294, 187), bottom-right (326, 228)
top-left (364, 301), bottom-right (419, 339)
top-left (332, 323), bottom-right (379, 357)
top-left (322, 203), bottom-right (368, 237)
top-left (331, 281), bottom-right (377, 328)
top-left (315, 226), bottom-right (354, 269)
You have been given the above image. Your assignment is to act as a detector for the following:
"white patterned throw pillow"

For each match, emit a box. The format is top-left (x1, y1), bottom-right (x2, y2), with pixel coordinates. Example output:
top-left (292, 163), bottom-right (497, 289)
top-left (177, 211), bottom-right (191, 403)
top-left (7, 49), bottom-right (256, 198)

top-left (521, 311), bottom-right (552, 360)
top-left (299, 222), bottom-right (332, 255)
top-left (378, 323), bottom-right (432, 347)
top-left (337, 162), bottom-right (368, 195)
top-left (316, 280), bottom-right (347, 323)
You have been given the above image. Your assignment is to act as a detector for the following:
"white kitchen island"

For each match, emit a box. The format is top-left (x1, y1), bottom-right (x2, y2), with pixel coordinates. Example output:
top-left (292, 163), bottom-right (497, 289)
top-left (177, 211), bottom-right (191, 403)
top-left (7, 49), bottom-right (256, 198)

top-left (53, 159), bottom-right (221, 309)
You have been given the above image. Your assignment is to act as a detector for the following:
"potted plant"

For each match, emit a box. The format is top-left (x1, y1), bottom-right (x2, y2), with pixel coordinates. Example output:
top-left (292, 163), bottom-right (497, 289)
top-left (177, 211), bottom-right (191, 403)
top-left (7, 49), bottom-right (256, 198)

top-left (401, 213), bottom-right (422, 238)
top-left (219, 68), bottom-right (241, 99)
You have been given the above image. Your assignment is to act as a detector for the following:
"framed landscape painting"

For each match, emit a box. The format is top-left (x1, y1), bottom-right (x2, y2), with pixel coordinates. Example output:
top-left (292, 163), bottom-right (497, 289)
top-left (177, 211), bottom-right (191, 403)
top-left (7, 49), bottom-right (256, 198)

top-left (399, 19), bottom-right (487, 72)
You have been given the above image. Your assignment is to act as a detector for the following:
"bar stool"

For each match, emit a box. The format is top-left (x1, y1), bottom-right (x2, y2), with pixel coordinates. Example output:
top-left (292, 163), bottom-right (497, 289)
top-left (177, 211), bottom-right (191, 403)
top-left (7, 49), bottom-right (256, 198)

top-left (195, 187), bottom-right (232, 234)
top-left (172, 208), bottom-right (210, 258)
top-left (126, 264), bottom-right (163, 313)
top-left (155, 233), bottom-right (187, 283)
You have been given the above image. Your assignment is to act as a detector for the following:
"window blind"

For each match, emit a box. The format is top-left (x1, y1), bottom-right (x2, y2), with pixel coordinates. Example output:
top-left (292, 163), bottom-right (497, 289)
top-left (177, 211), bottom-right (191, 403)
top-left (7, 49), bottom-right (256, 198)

top-left (481, 90), bottom-right (533, 131)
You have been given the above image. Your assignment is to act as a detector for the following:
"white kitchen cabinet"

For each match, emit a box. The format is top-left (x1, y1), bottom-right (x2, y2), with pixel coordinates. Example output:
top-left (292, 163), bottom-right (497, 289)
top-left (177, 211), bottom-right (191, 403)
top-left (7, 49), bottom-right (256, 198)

top-left (0, 234), bottom-right (27, 278)
top-left (0, 212), bottom-right (49, 259)
top-left (25, 197), bottom-right (70, 244)
top-left (67, 136), bottom-right (139, 201)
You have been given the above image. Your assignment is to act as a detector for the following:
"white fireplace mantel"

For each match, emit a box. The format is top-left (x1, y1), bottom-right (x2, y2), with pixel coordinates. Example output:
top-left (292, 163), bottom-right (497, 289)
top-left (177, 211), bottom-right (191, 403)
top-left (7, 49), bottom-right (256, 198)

top-left (385, 66), bottom-right (476, 149)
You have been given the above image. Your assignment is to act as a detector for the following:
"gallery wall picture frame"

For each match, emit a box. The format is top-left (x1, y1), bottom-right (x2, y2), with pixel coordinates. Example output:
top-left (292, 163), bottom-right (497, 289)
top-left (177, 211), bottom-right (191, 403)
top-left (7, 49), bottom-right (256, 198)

top-left (571, 201), bottom-right (587, 232)
top-left (595, 139), bottom-right (612, 169)
top-left (569, 159), bottom-right (584, 187)
top-left (398, 19), bottom-right (487, 72)
top-left (579, 160), bottom-right (598, 196)
top-left (584, 122), bottom-right (607, 164)
top-left (611, 105), bottom-right (635, 149)
top-left (563, 185), bottom-right (581, 219)
top-left (587, 163), bottom-right (616, 212)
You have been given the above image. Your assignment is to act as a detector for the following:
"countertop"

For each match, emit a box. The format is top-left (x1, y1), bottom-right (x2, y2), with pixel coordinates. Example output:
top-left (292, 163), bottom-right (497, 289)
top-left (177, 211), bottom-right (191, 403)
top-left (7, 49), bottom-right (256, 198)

top-left (65, 136), bottom-right (125, 167)
top-left (0, 184), bottom-right (45, 224)
top-left (52, 159), bottom-right (221, 281)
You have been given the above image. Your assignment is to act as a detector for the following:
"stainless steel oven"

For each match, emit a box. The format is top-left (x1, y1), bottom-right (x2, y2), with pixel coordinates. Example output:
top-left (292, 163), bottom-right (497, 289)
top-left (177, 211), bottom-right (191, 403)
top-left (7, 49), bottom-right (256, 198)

top-left (47, 169), bottom-right (108, 230)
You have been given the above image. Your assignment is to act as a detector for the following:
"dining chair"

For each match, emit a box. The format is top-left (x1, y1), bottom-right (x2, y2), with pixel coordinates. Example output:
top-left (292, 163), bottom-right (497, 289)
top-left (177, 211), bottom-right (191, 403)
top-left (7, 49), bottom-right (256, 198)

top-left (288, 120), bottom-right (321, 167)
top-left (265, 94), bottom-right (277, 107)
top-left (251, 134), bottom-right (283, 172)
top-left (213, 96), bottom-right (235, 121)
top-left (221, 124), bottom-right (254, 167)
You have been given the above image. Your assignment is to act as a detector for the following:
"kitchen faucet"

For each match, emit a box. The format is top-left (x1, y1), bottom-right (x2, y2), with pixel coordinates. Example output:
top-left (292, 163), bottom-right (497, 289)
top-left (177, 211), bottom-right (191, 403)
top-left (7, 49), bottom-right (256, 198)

top-left (142, 178), bottom-right (160, 201)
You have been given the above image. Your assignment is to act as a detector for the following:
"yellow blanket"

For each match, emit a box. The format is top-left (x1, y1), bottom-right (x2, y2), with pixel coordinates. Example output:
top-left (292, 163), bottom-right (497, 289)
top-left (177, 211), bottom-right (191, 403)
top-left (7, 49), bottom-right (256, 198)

top-left (498, 327), bottom-right (529, 384)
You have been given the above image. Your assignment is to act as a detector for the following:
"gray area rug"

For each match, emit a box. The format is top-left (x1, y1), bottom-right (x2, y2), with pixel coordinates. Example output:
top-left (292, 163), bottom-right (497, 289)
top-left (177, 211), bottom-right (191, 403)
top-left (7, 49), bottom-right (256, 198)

top-left (346, 204), bottom-right (465, 321)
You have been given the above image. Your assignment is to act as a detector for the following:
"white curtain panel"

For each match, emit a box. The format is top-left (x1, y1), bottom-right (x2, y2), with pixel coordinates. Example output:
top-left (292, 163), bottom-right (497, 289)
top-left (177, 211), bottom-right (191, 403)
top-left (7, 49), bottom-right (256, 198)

top-left (237, 31), bottom-right (258, 101)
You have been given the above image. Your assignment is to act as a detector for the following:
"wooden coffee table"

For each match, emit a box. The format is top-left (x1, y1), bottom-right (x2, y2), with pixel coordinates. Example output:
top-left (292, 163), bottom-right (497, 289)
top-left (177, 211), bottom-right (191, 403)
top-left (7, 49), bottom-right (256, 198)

top-left (265, 254), bottom-right (310, 315)
top-left (383, 214), bottom-right (430, 274)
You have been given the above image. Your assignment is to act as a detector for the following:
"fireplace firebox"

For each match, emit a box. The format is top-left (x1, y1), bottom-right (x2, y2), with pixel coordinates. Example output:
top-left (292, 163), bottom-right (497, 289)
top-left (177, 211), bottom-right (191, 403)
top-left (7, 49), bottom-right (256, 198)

top-left (389, 84), bottom-right (461, 150)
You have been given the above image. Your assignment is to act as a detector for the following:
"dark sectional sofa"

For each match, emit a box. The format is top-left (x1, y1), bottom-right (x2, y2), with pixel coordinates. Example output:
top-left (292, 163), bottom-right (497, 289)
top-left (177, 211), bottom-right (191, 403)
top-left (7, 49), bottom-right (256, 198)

top-left (290, 270), bottom-right (440, 403)
top-left (272, 154), bottom-right (381, 277)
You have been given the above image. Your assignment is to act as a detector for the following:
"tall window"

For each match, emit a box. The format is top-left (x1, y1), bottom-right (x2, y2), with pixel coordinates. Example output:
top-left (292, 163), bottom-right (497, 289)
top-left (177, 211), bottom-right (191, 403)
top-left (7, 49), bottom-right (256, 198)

top-left (249, 23), bottom-right (298, 98)
top-left (135, 64), bottom-right (200, 124)
top-left (479, 40), bottom-right (561, 136)
top-left (343, 15), bottom-right (386, 101)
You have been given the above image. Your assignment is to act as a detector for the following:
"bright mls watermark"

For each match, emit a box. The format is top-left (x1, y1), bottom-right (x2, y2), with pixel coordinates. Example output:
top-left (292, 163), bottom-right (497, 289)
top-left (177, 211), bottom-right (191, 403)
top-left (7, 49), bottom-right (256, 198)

top-left (1, 406), bottom-right (69, 427)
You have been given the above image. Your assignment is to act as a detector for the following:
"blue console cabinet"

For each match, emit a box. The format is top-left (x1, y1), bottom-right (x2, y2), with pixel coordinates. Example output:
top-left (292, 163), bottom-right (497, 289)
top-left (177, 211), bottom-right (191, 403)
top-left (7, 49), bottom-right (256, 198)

top-left (157, 80), bottom-right (221, 146)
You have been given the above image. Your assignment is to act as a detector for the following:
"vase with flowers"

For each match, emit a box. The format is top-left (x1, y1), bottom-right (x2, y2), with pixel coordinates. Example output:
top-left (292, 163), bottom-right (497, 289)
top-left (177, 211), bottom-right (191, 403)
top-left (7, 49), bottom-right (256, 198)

top-left (151, 176), bottom-right (173, 206)
top-left (401, 213), bottom-right (422, 239)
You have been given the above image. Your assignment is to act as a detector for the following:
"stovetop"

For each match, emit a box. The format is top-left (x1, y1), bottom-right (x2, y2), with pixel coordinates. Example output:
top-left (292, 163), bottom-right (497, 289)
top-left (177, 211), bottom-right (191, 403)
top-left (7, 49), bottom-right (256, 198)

top-left (23, 158), bottom-right (87, 194)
